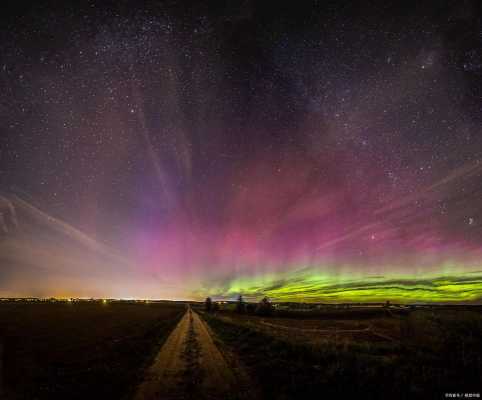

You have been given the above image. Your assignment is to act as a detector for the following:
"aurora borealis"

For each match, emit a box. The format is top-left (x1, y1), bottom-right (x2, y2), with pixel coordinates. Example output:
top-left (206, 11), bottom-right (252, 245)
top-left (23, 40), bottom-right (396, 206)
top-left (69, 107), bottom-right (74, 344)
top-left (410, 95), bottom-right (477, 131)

top-left (1, 1), bottom-right (482, 302)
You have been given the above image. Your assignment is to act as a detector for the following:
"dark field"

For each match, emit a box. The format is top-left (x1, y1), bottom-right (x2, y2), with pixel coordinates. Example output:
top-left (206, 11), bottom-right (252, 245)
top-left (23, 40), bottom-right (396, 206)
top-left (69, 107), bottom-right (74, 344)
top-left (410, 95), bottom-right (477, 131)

top-left (1, 301), bottom-right (481, 400)
top-left (0, 301), bottom-right (185, 400)
top-left (201, 306), bottom-right (482, 400)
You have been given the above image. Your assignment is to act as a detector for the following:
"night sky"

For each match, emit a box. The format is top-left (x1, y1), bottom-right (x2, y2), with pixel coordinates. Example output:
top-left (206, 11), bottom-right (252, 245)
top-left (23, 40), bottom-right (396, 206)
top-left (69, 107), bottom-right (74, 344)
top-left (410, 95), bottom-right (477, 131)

top-left (1, 1), bottom-right (482, 302)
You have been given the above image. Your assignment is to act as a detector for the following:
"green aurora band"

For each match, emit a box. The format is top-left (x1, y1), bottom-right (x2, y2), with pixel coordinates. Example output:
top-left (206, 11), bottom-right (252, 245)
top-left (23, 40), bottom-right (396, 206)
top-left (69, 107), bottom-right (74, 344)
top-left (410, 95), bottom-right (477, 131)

top-left (196, 267), bottom-right (482, 303)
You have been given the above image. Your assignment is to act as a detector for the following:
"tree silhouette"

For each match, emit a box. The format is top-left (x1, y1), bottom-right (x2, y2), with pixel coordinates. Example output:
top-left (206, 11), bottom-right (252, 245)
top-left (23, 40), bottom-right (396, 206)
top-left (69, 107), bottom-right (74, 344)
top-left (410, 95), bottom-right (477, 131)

top-left (205, 297), bottom-right (212, 312)
top-left (235, 294), bottom-right (246, 314)
top-left (256, 296), bottom-right (274, 316)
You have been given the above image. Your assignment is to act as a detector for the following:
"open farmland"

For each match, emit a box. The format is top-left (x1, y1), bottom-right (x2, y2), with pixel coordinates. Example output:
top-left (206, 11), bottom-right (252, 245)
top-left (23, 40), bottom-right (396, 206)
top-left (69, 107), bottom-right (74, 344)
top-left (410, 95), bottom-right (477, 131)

top-left (0, 301), bottom-right (185, 400)
top-left (201, 306), bottom-right (482, 400)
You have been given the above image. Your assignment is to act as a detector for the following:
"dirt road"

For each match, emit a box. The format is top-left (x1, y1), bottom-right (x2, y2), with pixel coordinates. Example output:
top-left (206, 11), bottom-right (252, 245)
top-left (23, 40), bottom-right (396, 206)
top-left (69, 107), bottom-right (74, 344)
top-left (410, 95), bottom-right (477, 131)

top-left (134, 307), bottom-right (239, 400)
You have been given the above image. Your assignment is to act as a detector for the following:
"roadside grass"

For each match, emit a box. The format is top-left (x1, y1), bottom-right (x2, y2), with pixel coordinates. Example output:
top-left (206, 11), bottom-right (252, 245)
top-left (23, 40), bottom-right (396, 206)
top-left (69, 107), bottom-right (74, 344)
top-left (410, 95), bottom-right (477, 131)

top-left (202, 309), bottom-right (482, 400)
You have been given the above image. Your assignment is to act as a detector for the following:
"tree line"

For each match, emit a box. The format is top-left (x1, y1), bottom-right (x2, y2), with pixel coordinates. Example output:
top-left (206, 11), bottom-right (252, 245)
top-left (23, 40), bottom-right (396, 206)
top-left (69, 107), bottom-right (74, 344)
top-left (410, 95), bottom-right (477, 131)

top-left (204, 295), bottom-right (274, 316)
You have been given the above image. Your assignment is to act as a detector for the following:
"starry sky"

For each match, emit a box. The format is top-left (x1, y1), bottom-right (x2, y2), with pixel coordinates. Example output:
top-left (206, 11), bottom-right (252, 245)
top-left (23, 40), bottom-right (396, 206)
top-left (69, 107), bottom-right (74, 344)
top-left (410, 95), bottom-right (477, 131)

top-left (1, 0), bottom-right (482, 302)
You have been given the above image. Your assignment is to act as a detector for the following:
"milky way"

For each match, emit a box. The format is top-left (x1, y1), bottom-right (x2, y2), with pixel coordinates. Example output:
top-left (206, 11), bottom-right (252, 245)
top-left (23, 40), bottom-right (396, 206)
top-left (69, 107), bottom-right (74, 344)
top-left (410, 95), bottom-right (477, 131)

top-left (1, 1), bottom-right (482, 302)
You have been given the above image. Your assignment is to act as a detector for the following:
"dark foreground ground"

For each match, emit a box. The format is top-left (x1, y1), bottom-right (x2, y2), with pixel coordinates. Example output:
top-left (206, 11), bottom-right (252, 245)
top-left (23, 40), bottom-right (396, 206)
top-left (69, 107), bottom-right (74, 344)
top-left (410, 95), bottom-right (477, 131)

top-left (0, 301), bottom-right (185, 400)
top-left (200, 306), bottom-right (482, 400)
top-left (0, 301), bottom-right (481, 400)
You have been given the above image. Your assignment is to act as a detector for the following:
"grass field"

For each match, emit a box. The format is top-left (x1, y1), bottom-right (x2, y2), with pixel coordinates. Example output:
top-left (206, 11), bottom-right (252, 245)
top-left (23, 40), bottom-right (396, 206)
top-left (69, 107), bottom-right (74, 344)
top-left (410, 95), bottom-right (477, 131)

top-left (201, 307), bottom-right (482, 400)
top-left (0, 301), bottom-right (185, 400)
top-left (2, 301), bottom-right (480, 400)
